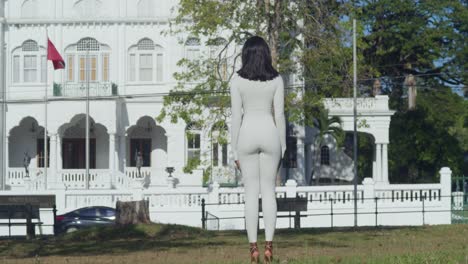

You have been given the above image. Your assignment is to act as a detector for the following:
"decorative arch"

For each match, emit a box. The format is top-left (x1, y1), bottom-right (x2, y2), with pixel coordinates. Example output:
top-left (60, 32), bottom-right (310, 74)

top-left (126, 116), bottom-right (167, 168)
top-left (58, 114), bottom-right (109, 169)
top-left (8, 116), bottom-right (48, 168)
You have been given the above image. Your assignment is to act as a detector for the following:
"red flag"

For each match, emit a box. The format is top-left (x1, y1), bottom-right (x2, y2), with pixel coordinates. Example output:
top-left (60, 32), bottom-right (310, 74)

top-left (47, 38), bottom-right (65, 70)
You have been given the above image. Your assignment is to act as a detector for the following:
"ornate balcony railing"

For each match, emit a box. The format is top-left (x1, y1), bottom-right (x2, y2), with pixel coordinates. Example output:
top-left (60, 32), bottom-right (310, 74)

top-left (60, 82), bottom-right (114, 97)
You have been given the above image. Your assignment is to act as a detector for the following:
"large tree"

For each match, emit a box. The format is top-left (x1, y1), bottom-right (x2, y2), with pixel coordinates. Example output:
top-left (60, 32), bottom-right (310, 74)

top-left (355, 0), bottom-right (467, 110)
top-left (388, 87), bottom-right (466, 182)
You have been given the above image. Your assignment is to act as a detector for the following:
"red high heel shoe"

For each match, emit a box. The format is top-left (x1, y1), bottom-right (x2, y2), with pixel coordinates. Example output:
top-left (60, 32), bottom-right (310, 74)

top-left (249, 242), bottom-right (259, 264)
top-left (264, 241), bottom-right (273, 263)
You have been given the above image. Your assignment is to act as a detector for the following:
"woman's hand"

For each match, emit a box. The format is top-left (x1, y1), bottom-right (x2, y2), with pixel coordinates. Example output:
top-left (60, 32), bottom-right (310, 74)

top-left (235, 160), bottom-right (241, 171)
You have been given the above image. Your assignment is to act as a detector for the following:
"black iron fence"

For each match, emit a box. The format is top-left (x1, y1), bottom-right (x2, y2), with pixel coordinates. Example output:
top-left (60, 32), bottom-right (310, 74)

top-left (0, 204), bottom-right (57, 238)
top-left (201, 193), bottom-right (468, 230)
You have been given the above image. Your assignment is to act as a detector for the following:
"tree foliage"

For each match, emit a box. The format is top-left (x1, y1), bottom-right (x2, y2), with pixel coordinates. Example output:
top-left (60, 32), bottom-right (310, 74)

top-left (388, 87), bottom-right (466, 182)
top-left (157, 0), bottom-right (353, 130)
top-left (156, 0), bottom-right (467, 182)
top-left (354, 0), bottom-right (467, 110)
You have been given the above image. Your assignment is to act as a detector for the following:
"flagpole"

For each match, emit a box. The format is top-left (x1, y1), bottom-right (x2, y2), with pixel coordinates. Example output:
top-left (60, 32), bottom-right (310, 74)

top-left (352, 19), bottom-right (358, 228)
top-left (85, 40), bottom-right (90, 190)
top-left (0, 7), bottom-right (5, 191)
top-left (44, 27), bottom-right (48, 189)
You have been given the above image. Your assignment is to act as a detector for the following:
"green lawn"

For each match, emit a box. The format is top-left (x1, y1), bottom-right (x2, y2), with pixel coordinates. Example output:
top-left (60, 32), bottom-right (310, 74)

top-left (0, 223), bottom-right (467, 264)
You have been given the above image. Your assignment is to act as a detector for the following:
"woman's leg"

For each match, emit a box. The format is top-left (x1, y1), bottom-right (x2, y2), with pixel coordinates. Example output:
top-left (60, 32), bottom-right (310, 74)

top-left (259, 151), bottom-right (281, 241)
top-left (239, 152), bottom-right (260, 243)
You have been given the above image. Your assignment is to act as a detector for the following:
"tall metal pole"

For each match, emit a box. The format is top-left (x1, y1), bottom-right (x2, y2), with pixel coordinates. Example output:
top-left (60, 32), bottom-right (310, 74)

top-left (0, 1), bottom-right (5, 191)
top-left (85, 41), bottom-right (90, 189)
top-left (352, 19), bottom-right (358, 227)
top-left (44, 28), bottom-right (48, 189)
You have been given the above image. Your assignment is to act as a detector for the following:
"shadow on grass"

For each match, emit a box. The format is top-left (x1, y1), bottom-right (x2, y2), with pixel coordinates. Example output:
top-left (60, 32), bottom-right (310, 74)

top-left (0, 223), bottom-right (222, 259)
top-left (1, 223), bottom-right (465, 260)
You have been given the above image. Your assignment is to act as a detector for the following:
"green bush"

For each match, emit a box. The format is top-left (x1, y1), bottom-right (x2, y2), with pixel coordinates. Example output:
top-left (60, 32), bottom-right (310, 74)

top-left (111, 82), bottom-right (118, 95)
top-left (53, 82), bottom-right (62, 96)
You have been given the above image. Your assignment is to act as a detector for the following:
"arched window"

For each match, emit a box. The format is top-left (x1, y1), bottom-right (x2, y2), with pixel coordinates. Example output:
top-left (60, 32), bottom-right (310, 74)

top-left (211, 122), bottom-right (228, 167)
top-left (21, 0), bottom-right (38, 18)
top-left (128, 38), bottom-right (164, 82)
top-left (185, 37), bottom-right (201, 62)
top-left (208, 37), bottom-right (228, 80)
top-left (64, 37), bottom-right (110, 83)
top-left (186, 122), bottom-right (201, 162)
top-left (137, 0), bottom-right (154, 17)
top-left (12, 40), bottom-right (46, 83)
top-left (320, 146), bottom-right (330, 165)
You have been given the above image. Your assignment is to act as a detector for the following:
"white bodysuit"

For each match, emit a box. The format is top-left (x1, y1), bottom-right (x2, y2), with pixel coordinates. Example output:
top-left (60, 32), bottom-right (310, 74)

top-left (230, 72), bottom-right (286, 243)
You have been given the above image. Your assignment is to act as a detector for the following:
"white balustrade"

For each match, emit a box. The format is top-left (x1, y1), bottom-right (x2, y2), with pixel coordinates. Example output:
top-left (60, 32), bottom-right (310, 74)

top-left (374, 184), bottom-right (442, 203)
top-left (60, 169), bottom-right (111, 189)
top-left (125, 167), bottom-right (152, 179)
top-left (2, 167), bottom-right (454, 230)
top-left (7, 168), bottom-right (44, 190)
top-left (324, 96), bottom-right (390, 113)
top-left (61, 82), bottom-right (112, 97)
top-left (144, 188), bottom-right (209, 208)
top-left (218, 188), bottom-right (245, 204)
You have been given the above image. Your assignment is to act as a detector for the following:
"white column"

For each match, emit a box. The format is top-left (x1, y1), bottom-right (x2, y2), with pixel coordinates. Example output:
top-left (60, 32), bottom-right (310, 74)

top-left (119, 133), bottom-right (126, 172)
top-left (166, 133), bottom-right (172, 167)
top-left (382, 143), bottom-right (388, 184)
top-left (109, 132), bottom-right (116, 183)
top-left (375, 144), bottom-right (382, 184)
top-left (56, 135), bottom-right (62, 171)
top-left (372, 159), bottom-right (377, 182)
top-left (439, 167), bottom-right (452, 224)
top-left (48, 133), bottom-right (57, 187)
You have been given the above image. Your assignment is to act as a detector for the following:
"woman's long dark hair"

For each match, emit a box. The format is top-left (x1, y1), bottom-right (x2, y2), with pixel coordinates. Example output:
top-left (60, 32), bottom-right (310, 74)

top-left (236, 36), bottom-right (279, 81)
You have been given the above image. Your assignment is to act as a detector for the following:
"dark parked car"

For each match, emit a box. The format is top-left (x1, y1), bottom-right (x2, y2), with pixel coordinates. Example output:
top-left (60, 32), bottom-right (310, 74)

top-left (55, 206), bottom-right (116, 234)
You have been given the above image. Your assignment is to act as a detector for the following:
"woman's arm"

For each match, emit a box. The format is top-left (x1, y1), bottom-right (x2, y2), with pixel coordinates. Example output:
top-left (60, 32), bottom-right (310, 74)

top-left (274, 76), bottom-right (286, 158)
top-left (230, 78), bottom-right (243, 161)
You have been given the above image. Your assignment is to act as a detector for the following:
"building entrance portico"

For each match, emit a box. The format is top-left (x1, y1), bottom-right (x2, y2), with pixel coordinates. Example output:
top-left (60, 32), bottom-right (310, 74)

top-left (59, 114), bottom-right (108, 170)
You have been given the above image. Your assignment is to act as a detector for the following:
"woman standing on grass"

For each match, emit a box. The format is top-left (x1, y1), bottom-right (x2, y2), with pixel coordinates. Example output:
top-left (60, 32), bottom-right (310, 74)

top-left (229, 35), bottom-right (286, 264)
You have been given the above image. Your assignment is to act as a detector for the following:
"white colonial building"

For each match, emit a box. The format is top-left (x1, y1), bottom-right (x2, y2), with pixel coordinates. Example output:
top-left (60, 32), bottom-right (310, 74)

top-left (0, 0), bottom-right (397, 191)
top-left (0, 0), bottom-right (454, 236)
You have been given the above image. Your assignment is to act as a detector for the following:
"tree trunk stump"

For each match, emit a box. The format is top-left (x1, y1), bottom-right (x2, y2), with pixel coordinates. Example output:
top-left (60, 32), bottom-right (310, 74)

top-left (115, 200), bottom-right (151, 225)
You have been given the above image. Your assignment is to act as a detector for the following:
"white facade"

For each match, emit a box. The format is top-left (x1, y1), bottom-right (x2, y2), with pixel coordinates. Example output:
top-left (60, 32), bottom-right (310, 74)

top-left (0, 0), bottom-right (398, 189)
top-left (2, 0), bottom-right (243, 190)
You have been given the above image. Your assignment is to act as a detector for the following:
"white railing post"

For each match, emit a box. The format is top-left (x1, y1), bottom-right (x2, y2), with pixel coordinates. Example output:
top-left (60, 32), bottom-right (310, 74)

top-left (285, 179), bottom-right (297, 198)
top-left (439, 167), bottom-right (452, 223)
top-left (56, 189), bottom-right (66, 212)
top-left (208, 181), bottom-right (220, 204)
top-left (362, 177), bottom-right (375, 226)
